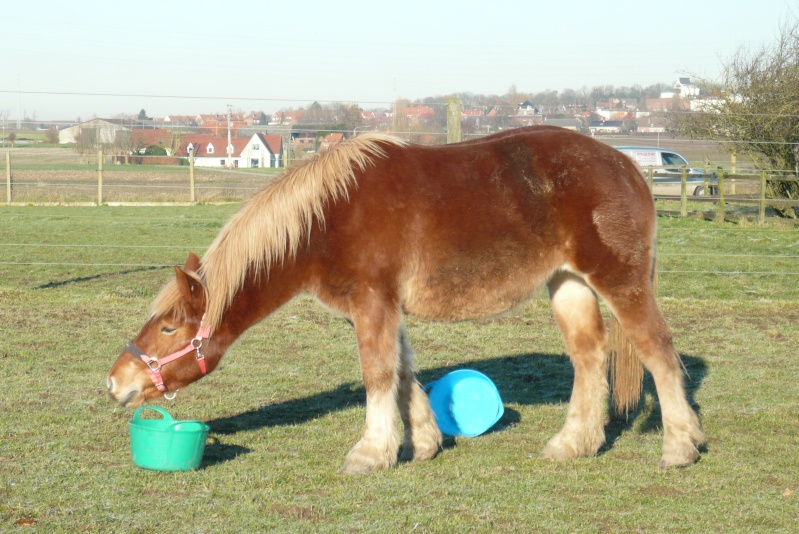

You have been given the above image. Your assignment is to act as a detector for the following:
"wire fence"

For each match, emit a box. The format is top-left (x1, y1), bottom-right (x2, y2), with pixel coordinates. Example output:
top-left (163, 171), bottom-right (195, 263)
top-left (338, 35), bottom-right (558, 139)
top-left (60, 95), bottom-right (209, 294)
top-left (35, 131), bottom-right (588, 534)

top-left (3, 135), bottom-right (799, 223)
top-left (3, 148), bottom-right (276, 204)
top-left (2, 207), bottom-right (797, 309)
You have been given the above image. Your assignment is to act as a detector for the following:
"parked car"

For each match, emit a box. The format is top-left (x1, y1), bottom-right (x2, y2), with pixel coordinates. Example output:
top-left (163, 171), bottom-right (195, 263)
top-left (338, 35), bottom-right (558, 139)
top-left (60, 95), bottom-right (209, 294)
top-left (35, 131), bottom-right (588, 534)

top-left (614, 146), bottom-right (717, 196)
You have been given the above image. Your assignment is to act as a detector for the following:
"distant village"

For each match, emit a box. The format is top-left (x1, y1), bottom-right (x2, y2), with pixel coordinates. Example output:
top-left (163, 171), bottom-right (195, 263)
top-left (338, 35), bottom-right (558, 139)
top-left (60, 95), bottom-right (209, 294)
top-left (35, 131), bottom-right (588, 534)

top-left (13, 79), bottom-right (711, 169)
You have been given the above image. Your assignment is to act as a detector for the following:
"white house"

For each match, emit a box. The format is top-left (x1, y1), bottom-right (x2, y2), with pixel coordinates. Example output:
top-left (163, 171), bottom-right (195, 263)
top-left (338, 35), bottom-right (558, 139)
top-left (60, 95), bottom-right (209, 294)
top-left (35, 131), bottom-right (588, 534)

top-left (674, 77), bottom-right (700, 97)
top-left (238, 134), bottom-right (283, 168)
top-left (179, 136), bottom-right (246, 167)
top-left (178, 133), bottom-right (284, 168)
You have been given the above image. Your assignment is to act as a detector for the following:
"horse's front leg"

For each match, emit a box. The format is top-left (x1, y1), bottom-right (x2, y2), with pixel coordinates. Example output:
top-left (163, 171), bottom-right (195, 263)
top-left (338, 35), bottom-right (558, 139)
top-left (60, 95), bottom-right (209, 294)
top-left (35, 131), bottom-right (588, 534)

top-left (396, 327), bottom-right (442, 463)
top-left (340, 297), bottom-right (402, 474)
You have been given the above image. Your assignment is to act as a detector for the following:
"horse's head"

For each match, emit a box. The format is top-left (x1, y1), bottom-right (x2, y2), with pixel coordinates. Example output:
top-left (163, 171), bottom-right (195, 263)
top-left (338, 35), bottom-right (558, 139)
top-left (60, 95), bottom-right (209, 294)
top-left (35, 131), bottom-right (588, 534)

top-left (107, 253), bottom-right (210, 407)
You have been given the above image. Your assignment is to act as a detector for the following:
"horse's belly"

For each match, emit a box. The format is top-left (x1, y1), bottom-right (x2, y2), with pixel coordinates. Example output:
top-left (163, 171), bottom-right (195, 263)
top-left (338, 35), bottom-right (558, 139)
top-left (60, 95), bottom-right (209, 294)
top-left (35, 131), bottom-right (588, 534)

top-left (401, 256), bottom-right (553, 321)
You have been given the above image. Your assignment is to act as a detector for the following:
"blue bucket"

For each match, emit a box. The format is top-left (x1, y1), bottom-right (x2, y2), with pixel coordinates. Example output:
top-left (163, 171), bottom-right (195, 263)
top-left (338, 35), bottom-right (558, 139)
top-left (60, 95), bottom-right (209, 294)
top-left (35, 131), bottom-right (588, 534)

top-left (425, 369), bottom-right (504, 437)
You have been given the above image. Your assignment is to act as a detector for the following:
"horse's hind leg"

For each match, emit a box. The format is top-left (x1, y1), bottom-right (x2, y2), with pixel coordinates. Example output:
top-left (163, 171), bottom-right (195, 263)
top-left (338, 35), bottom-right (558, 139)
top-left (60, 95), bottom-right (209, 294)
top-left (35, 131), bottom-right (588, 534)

top-left (542, 270), bottom-right (609, 460)
top-left (397, 328), bottom-right (442, 463)
top-left (592, 275), bottom-right (705, 468)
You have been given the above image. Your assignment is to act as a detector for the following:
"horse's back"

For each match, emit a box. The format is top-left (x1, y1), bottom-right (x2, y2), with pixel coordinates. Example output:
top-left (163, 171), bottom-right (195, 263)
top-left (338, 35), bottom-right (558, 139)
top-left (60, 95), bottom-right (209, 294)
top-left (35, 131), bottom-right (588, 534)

top-left (315, 128), bottom-right (654, 321)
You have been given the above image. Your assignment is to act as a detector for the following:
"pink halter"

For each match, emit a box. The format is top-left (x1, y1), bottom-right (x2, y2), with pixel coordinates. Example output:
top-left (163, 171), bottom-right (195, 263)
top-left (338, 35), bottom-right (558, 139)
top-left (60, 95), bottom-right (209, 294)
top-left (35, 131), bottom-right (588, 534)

top-left (124, 320), bottom-right (212, 394)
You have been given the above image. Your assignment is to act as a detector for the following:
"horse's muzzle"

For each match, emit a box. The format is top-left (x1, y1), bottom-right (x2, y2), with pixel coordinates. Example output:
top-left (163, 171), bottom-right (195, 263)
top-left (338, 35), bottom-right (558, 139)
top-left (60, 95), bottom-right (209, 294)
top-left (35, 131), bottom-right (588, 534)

top-left (106, 376), bottom-right (142, 407)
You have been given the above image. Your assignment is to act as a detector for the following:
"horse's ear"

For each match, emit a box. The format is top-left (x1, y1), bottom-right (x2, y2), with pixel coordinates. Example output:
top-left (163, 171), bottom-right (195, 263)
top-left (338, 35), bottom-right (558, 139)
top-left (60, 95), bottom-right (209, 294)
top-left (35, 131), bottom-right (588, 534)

top-left (183, 252), bottom-right (202, 274)
top-left (174, 266), bottom-right (205, 314)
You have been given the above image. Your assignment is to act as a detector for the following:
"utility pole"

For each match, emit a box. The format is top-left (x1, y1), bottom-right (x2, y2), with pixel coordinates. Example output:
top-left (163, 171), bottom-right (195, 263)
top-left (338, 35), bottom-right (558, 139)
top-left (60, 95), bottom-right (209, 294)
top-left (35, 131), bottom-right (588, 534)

top-left (226, 104), bottom-right (233, 168)
top-left (17, 75), bottom-right (22, 130)
top-left (446, 97), bottom-right (462, 144)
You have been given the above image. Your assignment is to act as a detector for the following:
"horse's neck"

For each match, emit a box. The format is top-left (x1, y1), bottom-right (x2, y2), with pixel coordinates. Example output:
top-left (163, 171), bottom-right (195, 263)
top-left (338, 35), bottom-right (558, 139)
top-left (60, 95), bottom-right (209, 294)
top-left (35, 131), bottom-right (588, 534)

top-left (209, 258), bottom-right (310, 354)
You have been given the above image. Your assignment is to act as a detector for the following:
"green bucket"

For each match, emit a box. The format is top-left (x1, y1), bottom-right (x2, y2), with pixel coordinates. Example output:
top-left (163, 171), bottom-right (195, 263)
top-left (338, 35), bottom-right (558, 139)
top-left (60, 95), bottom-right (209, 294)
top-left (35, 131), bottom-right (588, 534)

top-left (129, 406), bottom-right (209, 471)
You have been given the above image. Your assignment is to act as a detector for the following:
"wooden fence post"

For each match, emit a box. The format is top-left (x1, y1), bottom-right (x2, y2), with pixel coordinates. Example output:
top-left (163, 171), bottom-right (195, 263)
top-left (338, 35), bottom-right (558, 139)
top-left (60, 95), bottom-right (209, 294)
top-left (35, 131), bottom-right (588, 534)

top-left (647, 166), bottom-right (654, 191)
top-left (97, 150), bottom-right (103, 205)
top-left (680, 166), bottom-right (688, 217)
top-left (189, 150), bottom-right (196, 203)
top-left (446, 97), bottom-right (462, 144)
top-left (5, 152), bottom-right (10, 204)
top-left (759, 171), bottom-right (766, 224)
top-left (717, 169), bottom-right (725, 221)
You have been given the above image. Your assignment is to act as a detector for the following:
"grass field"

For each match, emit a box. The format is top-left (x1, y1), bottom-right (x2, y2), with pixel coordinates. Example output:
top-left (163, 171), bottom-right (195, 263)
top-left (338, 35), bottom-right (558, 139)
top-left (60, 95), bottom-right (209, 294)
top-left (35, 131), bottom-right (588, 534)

top-left (1, 205), bottom-right (798, 532)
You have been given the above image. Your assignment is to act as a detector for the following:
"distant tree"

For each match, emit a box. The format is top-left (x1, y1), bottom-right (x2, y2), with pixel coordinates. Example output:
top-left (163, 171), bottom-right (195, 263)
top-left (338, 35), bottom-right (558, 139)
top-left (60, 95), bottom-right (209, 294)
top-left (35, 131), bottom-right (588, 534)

top-left (392, 99), bottom-right (410, 136)
top-left (167, 130), bottom-right (183, 157)
top-left (337, 104), bottom-right (363, 134)
top-left (560, 88), bottom-right (578, 107)
top-left (532, 89), bottom-right (559, 114)
top-left (75, 128), bottom-right (97, 155)
top-left (114, 130), bottom-right (133, 163)
top-left (137, 109), bottom-right (149, 120)
top-left (505, 84), bottom-right (522, 106)
top-left (8, 131), bottom-right (16, 147)
top-left (669, 16), bottom-right (799, 218)
top-left (132, 134), bottom-right (146, 155)
top-left (46, 127), bottom-right (59, 145)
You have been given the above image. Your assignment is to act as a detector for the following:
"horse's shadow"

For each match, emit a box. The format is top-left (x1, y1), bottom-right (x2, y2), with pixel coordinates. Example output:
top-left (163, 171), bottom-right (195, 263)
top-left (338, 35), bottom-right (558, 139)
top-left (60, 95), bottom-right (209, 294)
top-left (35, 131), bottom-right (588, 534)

top-left (203, 352), bottom-right (706, 467)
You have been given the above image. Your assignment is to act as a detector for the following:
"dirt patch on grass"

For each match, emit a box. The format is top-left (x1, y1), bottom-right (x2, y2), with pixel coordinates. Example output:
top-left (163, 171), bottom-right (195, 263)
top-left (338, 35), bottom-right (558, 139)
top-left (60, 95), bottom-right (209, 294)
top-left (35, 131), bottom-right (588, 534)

top-left (268, 503), bottom-right (331, 523)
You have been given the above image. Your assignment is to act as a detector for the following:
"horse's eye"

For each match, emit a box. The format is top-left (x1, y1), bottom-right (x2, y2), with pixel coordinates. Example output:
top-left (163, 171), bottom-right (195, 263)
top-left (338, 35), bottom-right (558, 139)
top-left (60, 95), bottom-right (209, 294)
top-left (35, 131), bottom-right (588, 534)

top-left (161, 326), bottom-right (177, 335)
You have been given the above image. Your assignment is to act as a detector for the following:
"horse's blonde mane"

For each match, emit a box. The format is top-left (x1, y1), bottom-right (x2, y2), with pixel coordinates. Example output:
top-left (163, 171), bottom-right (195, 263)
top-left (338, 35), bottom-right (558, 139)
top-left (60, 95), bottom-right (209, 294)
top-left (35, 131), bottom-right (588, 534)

top-left (186, 133), bottom-right (405, 330)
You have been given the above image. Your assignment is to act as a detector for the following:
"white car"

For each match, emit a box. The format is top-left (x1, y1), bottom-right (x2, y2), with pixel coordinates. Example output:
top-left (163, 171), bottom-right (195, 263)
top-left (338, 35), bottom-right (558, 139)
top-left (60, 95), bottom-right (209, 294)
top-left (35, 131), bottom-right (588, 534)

top-left (614, 146), bottom-right (717, 196)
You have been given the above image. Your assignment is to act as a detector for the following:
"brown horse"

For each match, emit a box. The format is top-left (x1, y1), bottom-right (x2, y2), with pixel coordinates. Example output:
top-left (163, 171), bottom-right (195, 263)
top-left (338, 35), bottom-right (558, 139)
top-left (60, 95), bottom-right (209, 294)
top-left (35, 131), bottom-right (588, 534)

top-left (107, 126), bottom-right (705, 472)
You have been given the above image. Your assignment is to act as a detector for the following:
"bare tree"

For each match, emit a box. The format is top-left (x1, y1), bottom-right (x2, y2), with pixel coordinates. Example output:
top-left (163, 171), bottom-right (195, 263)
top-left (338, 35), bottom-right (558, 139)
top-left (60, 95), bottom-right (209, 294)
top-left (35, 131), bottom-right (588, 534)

top-left (167, 130), bottom-right (183, 157)
top-left (670, 16), bottom-right (799, 217)
top-left (45, 127), bottom-right (59, 145)
top-left (392, 99), bottom-right (410, 136)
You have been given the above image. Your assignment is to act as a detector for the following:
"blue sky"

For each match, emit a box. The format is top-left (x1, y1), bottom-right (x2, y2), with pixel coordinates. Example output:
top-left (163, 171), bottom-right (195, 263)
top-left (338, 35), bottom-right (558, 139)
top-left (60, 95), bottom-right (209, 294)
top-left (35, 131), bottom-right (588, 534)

top-left (1, 0), bottom-right (795, 120)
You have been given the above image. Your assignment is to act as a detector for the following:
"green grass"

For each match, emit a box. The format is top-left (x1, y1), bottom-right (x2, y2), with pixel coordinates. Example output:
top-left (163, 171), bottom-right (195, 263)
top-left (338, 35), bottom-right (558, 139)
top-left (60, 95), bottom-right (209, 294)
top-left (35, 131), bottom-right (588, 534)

top-left (1, 206), bottom-right (798, 532)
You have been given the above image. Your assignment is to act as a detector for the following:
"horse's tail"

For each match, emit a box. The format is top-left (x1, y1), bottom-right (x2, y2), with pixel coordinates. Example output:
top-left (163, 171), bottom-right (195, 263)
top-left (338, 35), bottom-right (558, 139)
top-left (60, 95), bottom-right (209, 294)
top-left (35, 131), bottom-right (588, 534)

top-left (608, 254), bottom-right (657, 417)
top-left (608, 316), bottom-right (644, 417)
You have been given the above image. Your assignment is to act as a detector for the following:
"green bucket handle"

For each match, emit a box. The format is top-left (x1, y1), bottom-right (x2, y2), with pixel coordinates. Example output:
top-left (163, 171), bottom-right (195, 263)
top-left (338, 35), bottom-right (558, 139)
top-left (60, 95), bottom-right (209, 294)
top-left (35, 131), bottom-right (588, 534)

top-left (131, 406), bottom-right (208, 433)
top-left (132, 405), bottom-right (174, 424)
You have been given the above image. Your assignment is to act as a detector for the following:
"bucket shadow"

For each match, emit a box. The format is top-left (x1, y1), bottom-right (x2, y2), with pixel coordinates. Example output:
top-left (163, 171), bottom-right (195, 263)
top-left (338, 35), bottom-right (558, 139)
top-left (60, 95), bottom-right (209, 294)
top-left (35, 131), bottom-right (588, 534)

top-left (200, 437), bottom-right (251, 468)
top-left (205, 352), bottom-right (706, 463)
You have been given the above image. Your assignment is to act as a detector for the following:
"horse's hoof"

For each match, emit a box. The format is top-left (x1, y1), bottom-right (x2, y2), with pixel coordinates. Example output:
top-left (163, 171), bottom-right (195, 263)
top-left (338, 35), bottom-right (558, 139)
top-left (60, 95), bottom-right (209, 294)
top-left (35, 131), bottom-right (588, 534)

top-left (540, 448), bottom-right (576, 462)
top-left (339, 440), bottom-right (396, 474)
top-left (660, 445), bottom-right (700, 469)
top-left (541, 430), bottom-right (602, 461)
top-left (400, 427), bottom-right (442, 463)
top-left (540, 441), bottom-right (579, 461)
top-left (399, 440), bottom-right (440, 463)
top-left (339, 461), bottom-right (378, 475)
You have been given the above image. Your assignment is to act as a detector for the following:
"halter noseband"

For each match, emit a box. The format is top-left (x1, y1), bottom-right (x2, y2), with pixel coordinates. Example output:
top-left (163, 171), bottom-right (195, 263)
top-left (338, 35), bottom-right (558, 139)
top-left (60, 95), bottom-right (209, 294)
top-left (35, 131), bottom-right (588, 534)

top-left (123, 320), bottom-right (212, 396)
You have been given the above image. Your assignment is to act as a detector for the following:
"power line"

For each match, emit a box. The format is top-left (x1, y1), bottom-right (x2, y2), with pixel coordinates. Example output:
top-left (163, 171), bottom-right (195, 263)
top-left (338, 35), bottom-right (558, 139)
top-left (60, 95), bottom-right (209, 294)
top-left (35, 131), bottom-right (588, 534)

top-left (0, 89), bottom-right (396, 107)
